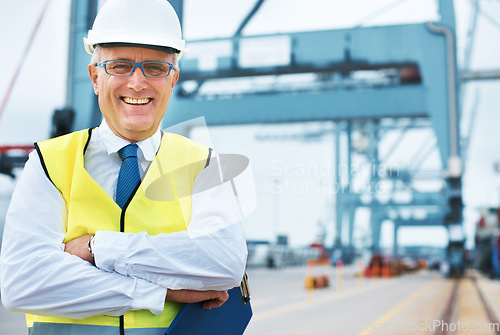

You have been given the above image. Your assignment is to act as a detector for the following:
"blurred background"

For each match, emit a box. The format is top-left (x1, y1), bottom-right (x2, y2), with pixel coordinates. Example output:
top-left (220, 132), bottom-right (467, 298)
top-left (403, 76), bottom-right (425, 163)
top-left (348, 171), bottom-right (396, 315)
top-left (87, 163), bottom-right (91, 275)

top-left (2, 0), bottom-right (500, 334)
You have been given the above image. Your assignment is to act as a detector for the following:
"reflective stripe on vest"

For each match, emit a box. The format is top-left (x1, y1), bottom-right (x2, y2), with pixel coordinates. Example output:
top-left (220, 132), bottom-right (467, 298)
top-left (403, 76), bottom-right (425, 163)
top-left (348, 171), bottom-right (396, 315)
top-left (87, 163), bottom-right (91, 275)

top-left (29, 129), bottom-right (209, 334)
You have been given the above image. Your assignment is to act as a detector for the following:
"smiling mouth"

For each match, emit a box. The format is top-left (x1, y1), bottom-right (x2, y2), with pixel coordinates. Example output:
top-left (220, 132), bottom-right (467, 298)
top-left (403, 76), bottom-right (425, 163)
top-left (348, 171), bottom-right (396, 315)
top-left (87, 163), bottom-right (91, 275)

top-left (122, 97), bottom-right (152, 105)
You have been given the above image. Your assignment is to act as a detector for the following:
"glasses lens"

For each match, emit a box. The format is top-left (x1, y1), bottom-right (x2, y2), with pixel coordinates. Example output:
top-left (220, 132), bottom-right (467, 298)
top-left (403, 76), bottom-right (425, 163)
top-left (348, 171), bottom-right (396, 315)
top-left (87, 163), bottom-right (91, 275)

top-left (143, 62), bottom-right (171, 77)
top-left (105, 61), bottom-right (134, 76)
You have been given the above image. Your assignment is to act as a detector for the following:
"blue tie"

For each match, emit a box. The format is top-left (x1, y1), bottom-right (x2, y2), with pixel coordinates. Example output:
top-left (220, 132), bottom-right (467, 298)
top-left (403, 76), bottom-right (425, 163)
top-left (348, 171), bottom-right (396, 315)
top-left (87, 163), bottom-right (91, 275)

top-left (116, 144), bottom-right (140, 209)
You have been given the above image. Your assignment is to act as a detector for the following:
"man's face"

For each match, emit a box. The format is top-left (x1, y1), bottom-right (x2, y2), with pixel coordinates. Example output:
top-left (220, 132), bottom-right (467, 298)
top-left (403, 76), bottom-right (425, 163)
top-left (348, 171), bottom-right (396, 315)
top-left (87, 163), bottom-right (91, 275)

top-left (88, 46), bottom-right (179, 142)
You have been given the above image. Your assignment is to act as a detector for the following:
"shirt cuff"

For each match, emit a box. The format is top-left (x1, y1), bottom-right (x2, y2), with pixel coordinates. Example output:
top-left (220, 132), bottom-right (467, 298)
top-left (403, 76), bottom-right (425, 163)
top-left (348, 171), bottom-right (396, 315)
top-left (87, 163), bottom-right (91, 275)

top-left (92, 230), bottom-right (127, 273)
top-left (132, 278), bottom-right (167, 315)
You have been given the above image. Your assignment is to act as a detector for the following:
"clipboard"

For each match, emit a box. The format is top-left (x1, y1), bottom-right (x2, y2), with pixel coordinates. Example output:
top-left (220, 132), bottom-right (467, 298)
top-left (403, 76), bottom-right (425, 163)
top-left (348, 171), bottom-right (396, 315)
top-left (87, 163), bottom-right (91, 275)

top-left (165, 274), bottom-right (252, 335)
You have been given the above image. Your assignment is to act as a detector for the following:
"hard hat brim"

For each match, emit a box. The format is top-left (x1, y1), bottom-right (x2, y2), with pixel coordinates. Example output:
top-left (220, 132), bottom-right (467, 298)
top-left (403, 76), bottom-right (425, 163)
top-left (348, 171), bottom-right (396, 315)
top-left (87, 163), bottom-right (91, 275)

top-left (99, 42), bottom-right (180, 54)
top-left (85, 30), bottom-right (185, 54)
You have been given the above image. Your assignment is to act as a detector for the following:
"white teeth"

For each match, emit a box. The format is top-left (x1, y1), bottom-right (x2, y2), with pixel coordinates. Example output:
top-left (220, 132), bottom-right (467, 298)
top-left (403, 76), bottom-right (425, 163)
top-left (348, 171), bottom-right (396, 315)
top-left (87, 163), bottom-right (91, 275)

top-left (123, 97), bottom-right (150, 105)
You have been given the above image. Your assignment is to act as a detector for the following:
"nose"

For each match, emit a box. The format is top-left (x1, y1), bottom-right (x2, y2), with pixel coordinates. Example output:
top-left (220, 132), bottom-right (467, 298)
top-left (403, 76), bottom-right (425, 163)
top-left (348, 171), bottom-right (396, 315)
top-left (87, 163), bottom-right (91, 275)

top-left (127, 65), bottom-right (147, 91)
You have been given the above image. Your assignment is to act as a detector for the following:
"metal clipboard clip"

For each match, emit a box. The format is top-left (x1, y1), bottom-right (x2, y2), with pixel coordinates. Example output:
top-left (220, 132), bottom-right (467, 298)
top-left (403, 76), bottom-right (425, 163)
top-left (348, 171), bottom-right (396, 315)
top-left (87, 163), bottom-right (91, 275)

top-left (240, 273), bottom-right (251, 304)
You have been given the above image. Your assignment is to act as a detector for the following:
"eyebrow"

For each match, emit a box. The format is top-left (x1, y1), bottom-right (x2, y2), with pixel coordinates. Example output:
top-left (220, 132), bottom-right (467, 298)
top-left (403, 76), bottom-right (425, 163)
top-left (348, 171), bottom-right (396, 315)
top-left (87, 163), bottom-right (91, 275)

top-left (108, 57), bottom-right (134, 61)
top-left (109, 58), bottom-right (170, 63)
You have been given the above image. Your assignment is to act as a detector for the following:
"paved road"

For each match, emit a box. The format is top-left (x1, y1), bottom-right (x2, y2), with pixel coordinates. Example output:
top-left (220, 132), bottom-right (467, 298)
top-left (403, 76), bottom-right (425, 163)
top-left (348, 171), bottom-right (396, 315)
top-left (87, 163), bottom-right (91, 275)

top-left (245, 266), bottom-right (441, 335)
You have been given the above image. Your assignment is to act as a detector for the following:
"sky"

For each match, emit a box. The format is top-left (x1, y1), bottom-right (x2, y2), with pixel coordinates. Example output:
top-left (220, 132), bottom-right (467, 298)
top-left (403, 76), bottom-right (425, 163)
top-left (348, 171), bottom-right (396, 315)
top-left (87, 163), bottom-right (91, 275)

top-left (1, 0), bottom-right (500, 250)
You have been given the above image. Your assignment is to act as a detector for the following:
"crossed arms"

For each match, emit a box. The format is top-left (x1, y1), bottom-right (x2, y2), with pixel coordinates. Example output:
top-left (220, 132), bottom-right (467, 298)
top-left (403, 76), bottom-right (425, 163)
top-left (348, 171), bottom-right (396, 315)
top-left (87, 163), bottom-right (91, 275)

top-left (66, 233), bottom-right (232, 310)
top-left (0, 151), bottom-right (247, 318)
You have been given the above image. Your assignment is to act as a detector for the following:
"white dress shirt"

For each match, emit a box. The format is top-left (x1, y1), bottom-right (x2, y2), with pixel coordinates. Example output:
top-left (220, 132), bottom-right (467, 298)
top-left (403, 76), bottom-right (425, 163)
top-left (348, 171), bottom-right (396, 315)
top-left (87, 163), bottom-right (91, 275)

top-left (0, 121), bottom-right (247, 319)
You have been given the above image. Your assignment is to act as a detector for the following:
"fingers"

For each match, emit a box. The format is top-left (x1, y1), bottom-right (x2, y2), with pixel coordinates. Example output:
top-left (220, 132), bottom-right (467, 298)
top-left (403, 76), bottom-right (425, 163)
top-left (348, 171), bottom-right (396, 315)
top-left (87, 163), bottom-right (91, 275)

top-left (167, 289), bottom-right (229, 309)
top-left (201, 290), bottom-right (229, 310)
top-left (202, 299), bottom-right (221, 309)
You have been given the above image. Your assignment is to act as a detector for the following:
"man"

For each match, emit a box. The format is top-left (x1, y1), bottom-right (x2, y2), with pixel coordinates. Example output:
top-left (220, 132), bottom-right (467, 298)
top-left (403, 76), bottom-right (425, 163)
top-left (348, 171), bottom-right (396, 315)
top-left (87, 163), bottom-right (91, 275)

top-left (0, 0), bottom-right (248, 334)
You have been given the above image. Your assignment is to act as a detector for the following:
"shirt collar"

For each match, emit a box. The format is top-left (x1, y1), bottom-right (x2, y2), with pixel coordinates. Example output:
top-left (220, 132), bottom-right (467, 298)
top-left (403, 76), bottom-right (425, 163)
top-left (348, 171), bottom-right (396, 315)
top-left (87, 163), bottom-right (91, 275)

top-left (97, 120), bottom-right (161, 161)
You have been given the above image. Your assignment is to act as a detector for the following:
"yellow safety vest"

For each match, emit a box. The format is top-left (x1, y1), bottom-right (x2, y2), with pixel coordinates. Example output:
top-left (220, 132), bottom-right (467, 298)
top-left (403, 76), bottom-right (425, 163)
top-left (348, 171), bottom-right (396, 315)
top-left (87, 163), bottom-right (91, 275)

top-left (28, 129), bottom-right (209, 334)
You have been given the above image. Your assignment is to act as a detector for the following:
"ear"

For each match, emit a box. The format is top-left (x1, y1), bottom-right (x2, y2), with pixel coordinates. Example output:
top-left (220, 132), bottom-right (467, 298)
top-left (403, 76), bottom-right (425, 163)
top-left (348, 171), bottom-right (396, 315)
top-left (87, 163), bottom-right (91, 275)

top-left (170, 68), bottom-right (180, 93)
top-left (88, 64), bottom-right (99, 95)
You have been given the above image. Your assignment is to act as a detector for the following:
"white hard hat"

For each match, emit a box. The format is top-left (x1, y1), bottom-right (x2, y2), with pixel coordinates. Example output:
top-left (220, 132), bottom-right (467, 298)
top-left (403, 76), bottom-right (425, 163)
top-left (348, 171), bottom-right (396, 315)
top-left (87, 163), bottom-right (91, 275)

top-left (83, 0), bottom-right (186, 56)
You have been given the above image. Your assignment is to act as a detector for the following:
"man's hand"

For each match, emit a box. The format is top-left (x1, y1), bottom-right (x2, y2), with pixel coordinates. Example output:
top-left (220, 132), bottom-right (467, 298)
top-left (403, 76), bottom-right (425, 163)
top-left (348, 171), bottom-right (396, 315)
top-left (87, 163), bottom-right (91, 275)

top-left (166, 289), bottom-right (229, 309)
top-left (64, 234), bottom-right (94, 264)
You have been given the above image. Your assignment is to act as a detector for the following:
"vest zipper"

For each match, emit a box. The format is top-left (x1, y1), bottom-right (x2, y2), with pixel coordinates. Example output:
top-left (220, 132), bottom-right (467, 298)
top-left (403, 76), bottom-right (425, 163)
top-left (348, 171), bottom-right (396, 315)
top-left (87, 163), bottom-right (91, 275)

top-left (119, 180), bottom-right (141, 335)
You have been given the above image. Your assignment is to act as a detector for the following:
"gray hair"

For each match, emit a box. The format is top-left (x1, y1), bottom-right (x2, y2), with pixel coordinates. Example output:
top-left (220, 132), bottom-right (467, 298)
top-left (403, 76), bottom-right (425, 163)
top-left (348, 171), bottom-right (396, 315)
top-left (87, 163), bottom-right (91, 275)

top-left (90, 45), bottom-right (180, 68)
